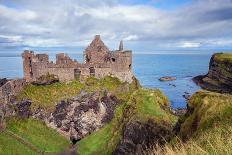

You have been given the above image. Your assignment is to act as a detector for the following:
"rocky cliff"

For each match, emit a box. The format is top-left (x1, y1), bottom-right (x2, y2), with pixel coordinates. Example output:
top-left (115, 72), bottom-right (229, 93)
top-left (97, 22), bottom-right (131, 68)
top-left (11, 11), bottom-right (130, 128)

top-left (193, 53), bottom-right (232, 93)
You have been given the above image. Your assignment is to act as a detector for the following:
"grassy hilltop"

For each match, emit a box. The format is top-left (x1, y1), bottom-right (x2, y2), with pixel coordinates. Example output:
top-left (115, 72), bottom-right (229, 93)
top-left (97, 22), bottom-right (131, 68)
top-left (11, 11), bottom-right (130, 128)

top-left (2, 72), bottom-right (232, 155)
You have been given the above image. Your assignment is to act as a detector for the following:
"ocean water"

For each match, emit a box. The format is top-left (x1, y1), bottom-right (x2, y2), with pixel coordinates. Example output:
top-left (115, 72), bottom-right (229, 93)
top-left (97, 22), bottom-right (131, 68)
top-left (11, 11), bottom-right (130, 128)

top-left (0, 53), bottom-right (211, 108)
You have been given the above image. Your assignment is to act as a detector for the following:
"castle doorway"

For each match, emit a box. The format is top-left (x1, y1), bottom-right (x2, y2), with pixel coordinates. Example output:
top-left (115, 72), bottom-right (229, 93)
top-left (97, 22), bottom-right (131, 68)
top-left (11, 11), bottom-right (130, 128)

top-left (74, 69), bottom-right (81, 79)
top-left (89, 67), bottom-right (95, 76)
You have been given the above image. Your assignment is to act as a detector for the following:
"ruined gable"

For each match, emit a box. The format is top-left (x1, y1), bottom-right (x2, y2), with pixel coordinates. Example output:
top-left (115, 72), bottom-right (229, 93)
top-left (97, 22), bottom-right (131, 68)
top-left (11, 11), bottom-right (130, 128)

top-left (84, 35), bottom-right (110, 64)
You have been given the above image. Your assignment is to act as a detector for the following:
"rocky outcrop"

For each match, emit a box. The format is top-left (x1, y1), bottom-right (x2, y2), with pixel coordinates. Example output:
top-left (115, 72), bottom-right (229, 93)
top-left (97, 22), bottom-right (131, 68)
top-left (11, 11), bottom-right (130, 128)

top-left (0, 100), bottom-right (32, 123)
top-left (113, 119), bottom-right (173, 155)
top-left (0, 78), bottom-right (8, 87)
top-left (0, 78), bottom-right (25, 104)
top-left (193, 53), bottom-right (232, 93)
top-left (43, 90), bottom-right (120, 142)
top-left (15, 100), bottom-right (32, 118)
top-left (159, 77), bottom-right (176, 81)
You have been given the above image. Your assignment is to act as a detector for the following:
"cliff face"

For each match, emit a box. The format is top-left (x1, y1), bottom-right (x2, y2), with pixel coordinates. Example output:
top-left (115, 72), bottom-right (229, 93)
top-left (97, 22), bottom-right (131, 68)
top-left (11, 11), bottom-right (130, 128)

top-left (193, 53), bottom-right (232, 93)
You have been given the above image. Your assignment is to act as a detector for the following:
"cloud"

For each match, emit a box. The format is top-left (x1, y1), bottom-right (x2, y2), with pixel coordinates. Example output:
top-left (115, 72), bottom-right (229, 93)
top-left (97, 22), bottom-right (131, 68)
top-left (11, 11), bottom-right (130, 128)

top-left (0, 0), bottom-right (231, 52)
top-left (124, 35), bottom-right (138, 41)
top-left (178, 42), bottom-right (201, 48)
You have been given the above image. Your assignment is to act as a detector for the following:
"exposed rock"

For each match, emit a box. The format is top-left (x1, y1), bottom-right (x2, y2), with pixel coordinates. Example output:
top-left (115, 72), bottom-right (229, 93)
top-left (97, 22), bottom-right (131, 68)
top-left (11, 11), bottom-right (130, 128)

top-left (159, 77), bottom-right (176, 81)
top-left (168, 83), bottom-right (176, 87)
top-left (0, 78), bottom-right (8, 87)
top-left (171, 108), bottom-right (187, 116)
top-left (45, 90), bottom-right (120, 142)
top-left (193, 53), bottom-right (232, 93)
top-left (113, 119), bottom-right (173, 155)
top-left (182, 92), bottom-right (191, 100)
top-left (15, 100), bottom-right (32, 118)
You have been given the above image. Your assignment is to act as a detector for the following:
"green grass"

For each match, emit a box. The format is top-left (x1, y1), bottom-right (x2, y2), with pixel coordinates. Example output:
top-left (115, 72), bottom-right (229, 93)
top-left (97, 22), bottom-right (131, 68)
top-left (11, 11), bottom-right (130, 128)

top-left (77, 88), bottom-right (177, 155)
top-left (179, 90), bottom-right (232, 139)
top-left (0, 131), bottom-right (38, 155)
top-left (130, 89), bottom-right (175, 123)
top-left (6, 118), bottom-right (70, 153)
top-left (17, 80), bottom-right (84, 111)
top-left (214, 53), bottom-right (232, 63)
top-left (17, 76), bottom-right (139, 112)
top-left (150, 90), bottom-right (232, 155)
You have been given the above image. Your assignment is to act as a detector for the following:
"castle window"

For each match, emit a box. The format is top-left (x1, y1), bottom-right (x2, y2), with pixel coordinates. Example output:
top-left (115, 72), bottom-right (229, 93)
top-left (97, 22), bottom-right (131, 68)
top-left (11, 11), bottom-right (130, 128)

top-left (129, 64), bottom-right (131, 69)
top-left (89, 67), bottom-right (95, 76)
top-left (111, 58), bottom-right (116, 62)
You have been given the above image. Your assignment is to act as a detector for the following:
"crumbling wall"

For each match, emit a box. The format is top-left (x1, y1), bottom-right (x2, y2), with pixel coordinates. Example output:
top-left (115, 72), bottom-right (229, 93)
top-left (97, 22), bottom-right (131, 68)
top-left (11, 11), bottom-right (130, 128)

top-left (110, 51), bottom-right (132, 72)
top-left (47, 67), bottom-right (75, 82)
top-left (95, 67), bottom-right (112, 79)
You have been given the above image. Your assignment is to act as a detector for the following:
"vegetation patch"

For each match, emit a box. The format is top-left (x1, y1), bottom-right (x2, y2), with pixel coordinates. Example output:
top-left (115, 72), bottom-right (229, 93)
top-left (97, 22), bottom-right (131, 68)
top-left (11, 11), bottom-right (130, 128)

top-left (151, 90), bottom-right (232, 155)
top-left (16, 76), bottom-right (139, 112)
top-left (17, 80), bottom-right (84, 111)
top-left (0, 131), bottom-right (38, 155)
top-left (214, 53), bottom-right (232, 63)
top-left (5, 118), bottom-right (70, 153)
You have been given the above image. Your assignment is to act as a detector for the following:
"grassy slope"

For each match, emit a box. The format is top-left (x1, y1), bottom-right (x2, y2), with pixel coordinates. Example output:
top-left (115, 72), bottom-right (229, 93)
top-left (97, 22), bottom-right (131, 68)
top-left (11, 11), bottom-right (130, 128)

top-left (11, 76), bottom-right (139, 155)
top-left (5, 118), bottom-right (70, 153)
top-left (16, 80), bottom-right (84, 111)
top-left (214, 53), bottom-right (232, 63)
top-left (77, 88), bottom-right (177, 155)
top-left (154, 90), bottom-right (232, 155)
top-left (16, 76), bottom-right (138, 112)
top-left (0, 131), bottom-right (38, 155)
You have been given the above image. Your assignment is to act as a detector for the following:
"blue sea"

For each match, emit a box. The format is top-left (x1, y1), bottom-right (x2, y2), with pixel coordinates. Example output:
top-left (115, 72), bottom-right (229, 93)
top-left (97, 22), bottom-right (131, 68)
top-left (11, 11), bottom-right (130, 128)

top-left (0, 53), bottom-right (211, 108)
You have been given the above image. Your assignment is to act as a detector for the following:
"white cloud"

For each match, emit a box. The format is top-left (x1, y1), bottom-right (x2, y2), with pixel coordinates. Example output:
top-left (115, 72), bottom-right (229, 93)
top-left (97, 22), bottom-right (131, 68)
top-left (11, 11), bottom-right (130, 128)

top-left (124, 35), bottom-right (138, 41)
top-left (178, 42), bottom-right (202, 48)
top-left (0, 0), bottom-right (231, 51)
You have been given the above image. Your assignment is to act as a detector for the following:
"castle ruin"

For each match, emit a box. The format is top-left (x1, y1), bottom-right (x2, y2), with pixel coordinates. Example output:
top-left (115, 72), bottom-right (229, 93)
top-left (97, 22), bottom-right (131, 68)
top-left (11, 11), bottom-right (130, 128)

top-left (22, 35), bottom-right (133, 83)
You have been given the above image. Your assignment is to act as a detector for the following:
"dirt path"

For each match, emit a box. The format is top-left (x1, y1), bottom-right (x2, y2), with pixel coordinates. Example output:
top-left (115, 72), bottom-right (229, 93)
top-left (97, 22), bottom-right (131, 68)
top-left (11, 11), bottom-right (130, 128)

top-left (4, 129), bottom-right (44, 154)
top-left (3, 128), bottom-right (77, 155)
top-left (47, 145), bottom-right (78, 155)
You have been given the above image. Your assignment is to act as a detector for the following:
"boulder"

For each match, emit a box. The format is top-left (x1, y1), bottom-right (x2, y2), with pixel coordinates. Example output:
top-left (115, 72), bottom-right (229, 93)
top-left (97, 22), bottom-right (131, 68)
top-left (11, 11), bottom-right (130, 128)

top-left (15, 100), bottom-right (32, 118)
top-left (159, 77), bottom-right (176, 81)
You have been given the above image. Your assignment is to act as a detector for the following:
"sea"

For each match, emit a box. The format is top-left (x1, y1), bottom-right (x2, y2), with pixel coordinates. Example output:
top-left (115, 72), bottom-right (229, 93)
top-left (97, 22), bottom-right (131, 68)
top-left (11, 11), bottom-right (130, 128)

top-left (0, 53), bottom-right (211, 109)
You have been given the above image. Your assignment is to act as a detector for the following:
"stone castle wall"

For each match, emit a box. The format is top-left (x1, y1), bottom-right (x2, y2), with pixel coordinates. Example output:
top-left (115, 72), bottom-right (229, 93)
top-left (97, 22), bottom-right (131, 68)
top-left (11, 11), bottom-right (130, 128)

top-left (22, 35), bottom-right (133, 83)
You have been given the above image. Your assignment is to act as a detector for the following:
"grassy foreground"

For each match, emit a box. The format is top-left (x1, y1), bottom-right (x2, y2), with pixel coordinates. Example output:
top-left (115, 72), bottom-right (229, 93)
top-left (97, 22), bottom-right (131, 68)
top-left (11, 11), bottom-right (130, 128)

top-left (0, 131), bottom-right (38, 155)
top-left (151, 90), bottom-right (232, 155)
top-left (77, 88), bottom-right (177, 155)
top-left (4, 118), bottom-right (70, 154)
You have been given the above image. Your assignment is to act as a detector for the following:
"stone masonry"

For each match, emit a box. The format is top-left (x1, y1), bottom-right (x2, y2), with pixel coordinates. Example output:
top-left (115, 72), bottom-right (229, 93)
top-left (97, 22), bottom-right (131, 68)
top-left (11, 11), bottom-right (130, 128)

top-left (22, 35), bottom-right (133, 83)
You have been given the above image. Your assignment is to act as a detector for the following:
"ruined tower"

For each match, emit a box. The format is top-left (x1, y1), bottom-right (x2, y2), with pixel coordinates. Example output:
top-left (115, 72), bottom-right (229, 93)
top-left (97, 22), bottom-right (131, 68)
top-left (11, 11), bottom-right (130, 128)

top-left (119, 40), bottom-right (123, 51)
top-left (22, 51), bottom-right (35, 82)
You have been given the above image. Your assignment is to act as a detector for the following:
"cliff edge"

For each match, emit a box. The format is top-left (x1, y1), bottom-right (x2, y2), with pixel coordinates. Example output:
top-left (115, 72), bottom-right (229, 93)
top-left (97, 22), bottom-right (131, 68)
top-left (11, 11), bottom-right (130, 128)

top-left (193, 53), bottom-right (232, 93)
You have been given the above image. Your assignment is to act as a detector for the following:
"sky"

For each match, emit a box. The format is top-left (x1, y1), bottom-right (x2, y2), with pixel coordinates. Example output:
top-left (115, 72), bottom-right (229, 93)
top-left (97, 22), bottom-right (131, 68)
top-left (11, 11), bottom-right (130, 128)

top-left (0, 0), bottom-right (232, 54)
